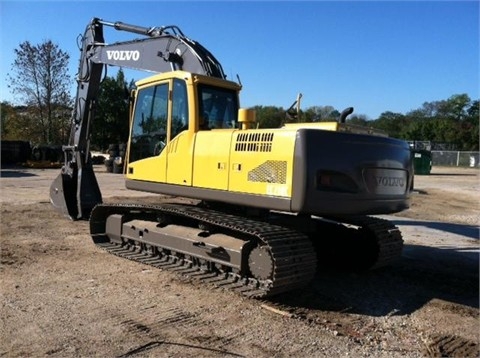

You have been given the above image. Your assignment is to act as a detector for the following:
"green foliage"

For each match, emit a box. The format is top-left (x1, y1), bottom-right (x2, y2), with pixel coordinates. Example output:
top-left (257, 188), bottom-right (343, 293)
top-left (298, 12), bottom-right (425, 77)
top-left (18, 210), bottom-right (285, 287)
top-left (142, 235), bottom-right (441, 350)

top-left (364, 94), bottom-right (479, 150)
top-left (253, 105), bottom-right (345, 128)
top-left (1, 102), bottom-right (23, 140)
top-left (303, 105), bottom-right (338, 122)
top-left (90, 69), bottom-right (131, 150)
top-left (252, 105), bottom-right (286, 128)
top-left (391, 94), bottom-right (479, 150)
top-left (6, 40), bottom-right (72, 144)
top-left (346, 114), bottom-right (369, 126)
top-left (370, 111), bottom-right (407, 138)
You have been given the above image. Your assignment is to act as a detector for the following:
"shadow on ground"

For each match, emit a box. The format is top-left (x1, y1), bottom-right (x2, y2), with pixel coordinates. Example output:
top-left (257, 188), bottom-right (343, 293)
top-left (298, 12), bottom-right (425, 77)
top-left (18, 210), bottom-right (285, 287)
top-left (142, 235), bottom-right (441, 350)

top-left (0, 170), bottom-right (38, 178)
top-left (428, 173), bottom-right (478, 177)
top-left (391, 218), bottom-right (479, 240)
top-left (269, 239), bottom-right (478, 317)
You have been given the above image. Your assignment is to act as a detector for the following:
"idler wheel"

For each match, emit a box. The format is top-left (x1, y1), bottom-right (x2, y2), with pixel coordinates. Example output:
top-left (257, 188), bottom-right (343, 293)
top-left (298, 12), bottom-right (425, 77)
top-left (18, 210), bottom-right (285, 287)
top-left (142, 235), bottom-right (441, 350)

top-left (248, 246), bottom-right (274, 280)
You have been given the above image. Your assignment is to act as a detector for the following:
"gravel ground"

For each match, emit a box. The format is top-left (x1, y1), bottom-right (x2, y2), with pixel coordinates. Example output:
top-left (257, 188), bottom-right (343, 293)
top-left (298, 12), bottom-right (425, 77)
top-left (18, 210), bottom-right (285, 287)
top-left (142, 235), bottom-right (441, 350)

top-left (0, 165), bottom-right (478, 357)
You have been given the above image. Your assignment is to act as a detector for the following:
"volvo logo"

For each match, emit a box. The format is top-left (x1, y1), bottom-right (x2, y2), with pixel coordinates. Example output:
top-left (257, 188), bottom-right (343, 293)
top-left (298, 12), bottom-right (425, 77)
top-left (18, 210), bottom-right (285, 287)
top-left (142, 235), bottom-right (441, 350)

top-left (106, 50), bottom-right (140, 61)
top-left (375, 176), bottom-right (405, 187)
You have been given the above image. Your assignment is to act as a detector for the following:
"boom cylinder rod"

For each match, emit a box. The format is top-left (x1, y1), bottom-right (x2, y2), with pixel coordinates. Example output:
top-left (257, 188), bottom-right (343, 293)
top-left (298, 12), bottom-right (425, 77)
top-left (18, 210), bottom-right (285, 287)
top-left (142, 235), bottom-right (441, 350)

top-left (96, 19), bottom-right (163, 37)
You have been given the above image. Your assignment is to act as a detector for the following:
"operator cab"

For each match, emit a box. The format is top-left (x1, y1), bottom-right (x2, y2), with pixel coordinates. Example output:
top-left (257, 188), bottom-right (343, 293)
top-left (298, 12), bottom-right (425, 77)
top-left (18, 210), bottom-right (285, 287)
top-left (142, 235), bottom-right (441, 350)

top-left (128, 71), bottom-right (241, 163)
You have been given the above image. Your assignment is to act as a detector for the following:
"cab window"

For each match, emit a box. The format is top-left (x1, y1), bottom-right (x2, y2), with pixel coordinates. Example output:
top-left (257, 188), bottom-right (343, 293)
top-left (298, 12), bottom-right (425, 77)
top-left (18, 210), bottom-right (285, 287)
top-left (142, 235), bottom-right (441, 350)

top-left (129, 83), bottom-right (168, 162)
top-left (171, 79), bottom-right (188, 138)
top-left (198, 84), bottom-right (238, 129)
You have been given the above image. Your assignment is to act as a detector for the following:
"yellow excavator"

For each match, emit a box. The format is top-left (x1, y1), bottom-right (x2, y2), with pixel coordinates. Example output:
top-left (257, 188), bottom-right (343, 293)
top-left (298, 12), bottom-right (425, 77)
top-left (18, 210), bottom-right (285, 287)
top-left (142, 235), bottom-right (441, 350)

top-left (50, 18), bottom-right (413, 297)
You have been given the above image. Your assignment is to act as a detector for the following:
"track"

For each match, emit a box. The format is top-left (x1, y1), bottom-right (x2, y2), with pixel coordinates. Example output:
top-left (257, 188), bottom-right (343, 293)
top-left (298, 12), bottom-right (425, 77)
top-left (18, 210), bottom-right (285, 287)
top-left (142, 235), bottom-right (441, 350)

top-left (325, 215), bottom-right (404, 270)
top-left (89, 203), bottom-right (403, 298)
top-left (90, 203), bottom-right (317, 298)
top-left (269, 212), bottom-right (404, 272)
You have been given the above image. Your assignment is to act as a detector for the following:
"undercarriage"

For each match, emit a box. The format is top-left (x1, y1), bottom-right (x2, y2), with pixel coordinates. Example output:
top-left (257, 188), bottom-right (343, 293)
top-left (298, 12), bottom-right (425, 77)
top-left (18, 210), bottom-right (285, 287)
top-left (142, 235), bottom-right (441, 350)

top-left (90, 202), bottom-right (403, 297)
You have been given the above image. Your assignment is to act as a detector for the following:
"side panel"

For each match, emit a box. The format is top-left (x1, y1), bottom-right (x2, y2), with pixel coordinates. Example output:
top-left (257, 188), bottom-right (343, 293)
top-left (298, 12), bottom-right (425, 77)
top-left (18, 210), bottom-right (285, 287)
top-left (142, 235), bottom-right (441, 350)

top-left (192, 130), bottom-right (232, 189)
top-left (228, 130), bottom-right (296, 198)
top-left (125, 179), bottom-right (292, 212)
top-left (166, 131), bottom-right (194, 185)
top-left (126, 130), bottom-right (195, 185)
top-left (126, 155), bottom-right (167, 183)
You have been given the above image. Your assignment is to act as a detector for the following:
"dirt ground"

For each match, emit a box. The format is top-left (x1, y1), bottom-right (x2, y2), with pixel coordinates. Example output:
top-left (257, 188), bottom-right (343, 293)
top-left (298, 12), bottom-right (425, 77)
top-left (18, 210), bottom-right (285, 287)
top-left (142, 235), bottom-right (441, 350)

top-left (1, 165), bottom-right (478, 357)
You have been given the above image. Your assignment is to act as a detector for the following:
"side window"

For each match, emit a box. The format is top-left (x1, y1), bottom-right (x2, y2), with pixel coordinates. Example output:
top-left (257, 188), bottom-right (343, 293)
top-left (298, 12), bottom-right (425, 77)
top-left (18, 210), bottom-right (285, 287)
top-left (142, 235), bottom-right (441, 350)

top-left (129, 83), bottom-right (168, 162)
top-left (171, 79), bottom-right (188, 138)
top-left (198, 85), bottom-right (238, 129)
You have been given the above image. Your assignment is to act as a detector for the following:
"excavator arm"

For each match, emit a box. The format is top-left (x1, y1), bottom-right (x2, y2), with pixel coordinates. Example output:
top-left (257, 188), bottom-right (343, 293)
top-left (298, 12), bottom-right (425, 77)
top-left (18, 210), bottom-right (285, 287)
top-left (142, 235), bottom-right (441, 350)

top-left (88, 19), bottom-right (226, 77)
top-left (50, 18), bottom-right (226, 219)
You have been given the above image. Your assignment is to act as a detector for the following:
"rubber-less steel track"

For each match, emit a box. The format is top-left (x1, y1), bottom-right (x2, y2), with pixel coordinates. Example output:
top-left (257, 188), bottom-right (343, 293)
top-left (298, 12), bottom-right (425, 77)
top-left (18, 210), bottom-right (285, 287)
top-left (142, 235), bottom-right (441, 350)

top-left (269, 212), bottom-right (404, 272)
top-left (331, 215), bottom-right (404, 270)
top-left (90, 203), bottom-right (317, 298)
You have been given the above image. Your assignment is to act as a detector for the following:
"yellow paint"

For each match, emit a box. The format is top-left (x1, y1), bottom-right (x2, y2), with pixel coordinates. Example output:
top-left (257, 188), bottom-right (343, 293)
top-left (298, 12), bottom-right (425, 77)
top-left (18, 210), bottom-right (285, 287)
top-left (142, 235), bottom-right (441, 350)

top-left (228, 129), bottom-right (296, 197)
top-left (192, 130), bottom-right (233, 189)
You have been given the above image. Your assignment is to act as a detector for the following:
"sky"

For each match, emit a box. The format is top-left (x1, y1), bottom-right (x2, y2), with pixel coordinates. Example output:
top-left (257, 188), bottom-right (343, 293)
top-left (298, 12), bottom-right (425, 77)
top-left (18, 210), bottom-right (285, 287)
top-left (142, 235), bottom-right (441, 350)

top-left (0, 0), bottom-right (478, 119)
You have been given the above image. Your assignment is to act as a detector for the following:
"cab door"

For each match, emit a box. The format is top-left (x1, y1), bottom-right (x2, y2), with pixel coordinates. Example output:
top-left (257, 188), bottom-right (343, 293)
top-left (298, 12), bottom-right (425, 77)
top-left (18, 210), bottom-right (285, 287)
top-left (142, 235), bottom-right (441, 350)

top-left (126, 80), bottom-right (169, 182)
top-left (166, 79), bottom-right (194, 185)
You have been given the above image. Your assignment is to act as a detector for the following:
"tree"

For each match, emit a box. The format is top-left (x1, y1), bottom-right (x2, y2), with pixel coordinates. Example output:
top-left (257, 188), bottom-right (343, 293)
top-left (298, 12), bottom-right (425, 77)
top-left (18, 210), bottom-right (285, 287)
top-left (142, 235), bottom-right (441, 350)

top-left (371, 111), bottom-right (407, 138)
top-left (252, 105), bottom-right (286, 128)
top-left (7, 40), bottom-right (72, 144)
top-left (1, 102), bottom-right (24, 140)
top-left (91, 69), bottom-right (131, 150)
top-left (437, 94), bottom-right (471, 121)
top-left (460, 99), bottom-right (479, 150)
top-left (303, 106), bottom-right (337, 122)
top-left (346, 114), bottom-right (369, 126)
top-left (401, 94), bottom-right (478, 150)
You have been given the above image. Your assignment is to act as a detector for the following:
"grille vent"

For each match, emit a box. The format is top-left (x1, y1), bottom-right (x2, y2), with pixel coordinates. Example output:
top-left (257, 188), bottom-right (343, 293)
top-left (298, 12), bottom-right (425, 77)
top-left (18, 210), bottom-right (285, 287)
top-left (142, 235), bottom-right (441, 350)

top-left (235, 132), bottom-right (274, 152)
top-left (248, 160), bottom-right (287, 184)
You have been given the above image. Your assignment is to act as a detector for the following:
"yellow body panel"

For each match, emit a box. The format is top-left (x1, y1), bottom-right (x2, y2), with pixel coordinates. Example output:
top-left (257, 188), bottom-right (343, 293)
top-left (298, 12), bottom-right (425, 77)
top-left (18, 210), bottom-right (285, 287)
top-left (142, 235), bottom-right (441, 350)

top-left (127, 127), bottom-right (298, 199)
top-left (166, 131), bottom-right (194, 185)
top-left (192, 130), bottom-right (232, 189)
top-left (126, 130), bottom-right (195, 185)
top-left (228, 129), bottom-right (296, 198)
top-left (127, 155), bottom-right (167, 182)
top-left (283, 122), bottom-right (339, 131)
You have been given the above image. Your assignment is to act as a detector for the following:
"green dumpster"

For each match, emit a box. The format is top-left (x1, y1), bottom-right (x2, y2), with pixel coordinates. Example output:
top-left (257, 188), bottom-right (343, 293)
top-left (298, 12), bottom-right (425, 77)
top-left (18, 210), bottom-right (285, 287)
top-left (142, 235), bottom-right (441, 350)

top-left (412, 149), bottom-right (432, 175)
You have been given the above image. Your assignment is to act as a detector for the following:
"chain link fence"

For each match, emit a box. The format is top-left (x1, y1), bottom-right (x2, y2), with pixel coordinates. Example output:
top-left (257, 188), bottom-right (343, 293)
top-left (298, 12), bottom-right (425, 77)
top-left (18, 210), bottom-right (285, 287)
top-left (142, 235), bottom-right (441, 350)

top-left (432, 151), bottom-right (479, 167)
